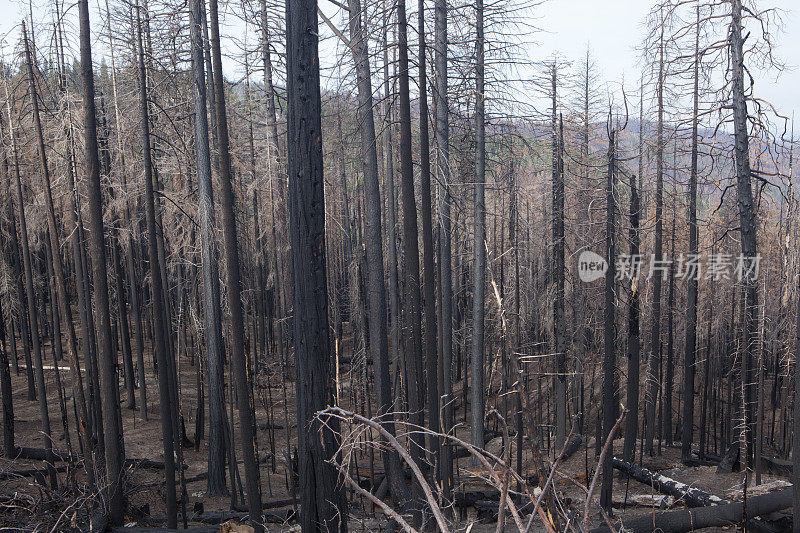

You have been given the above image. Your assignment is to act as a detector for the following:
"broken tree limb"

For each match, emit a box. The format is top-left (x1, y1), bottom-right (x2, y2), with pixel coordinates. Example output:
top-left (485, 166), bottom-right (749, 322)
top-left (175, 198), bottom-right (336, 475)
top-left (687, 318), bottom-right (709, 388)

top-left (611, 456), bottom-right (726, 507)
top-left (589, 487), bottom-right (792, 533)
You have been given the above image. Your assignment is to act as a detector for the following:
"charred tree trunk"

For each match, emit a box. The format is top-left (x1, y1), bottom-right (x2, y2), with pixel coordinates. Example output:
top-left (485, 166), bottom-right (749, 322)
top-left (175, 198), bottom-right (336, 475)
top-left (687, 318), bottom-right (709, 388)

top-left (470, 0), bottom-right (487, 460)
top-left (21, 21), bottom-right (58, 491)
top-left (207, 0), bottom-right (263, 524)
top-left (286, 0), bottom-right (348, 528)
top-left (552, 70), bottom-right (567, 449)
top-left (416, 0), bottom-right (440, 473)
top-left (623, 159), bottom-right (640, 464)
top-left (681, 1), bottom-right (701, 463)
top-left (645, 22), bottom-right (666, 456)
top-left (730, 0), bottom-right (758, 467)
top-left (77, 1), bottom-right (126, 519)
top-left (346, 0), bottom-right (410, 506)
top-left (190, 0), bottom-right (228, 497)
top-left (434, 0), bottom-right (453, 499)
top-left (397, 0), bottom-right (426, 464)
top-left (136, 6), bottom-right (177, 525)
top-left (600, 129), bottom-right (616, 511)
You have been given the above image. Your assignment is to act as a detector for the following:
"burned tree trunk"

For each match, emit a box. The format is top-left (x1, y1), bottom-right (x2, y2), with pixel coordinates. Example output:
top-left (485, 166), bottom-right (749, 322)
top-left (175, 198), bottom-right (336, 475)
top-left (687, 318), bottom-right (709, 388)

top-left (346, 0), bottom-right (409, 506)
top-left (190, 0), bottom-right (227, 497)
top-left (470, 0), bottom-right (487, 459)
top-left (21, 21), bottom-right (58, 491)
top-left (77, 0), bottom-right (125, 519)
top-left (681, 0), bottom-right (701, 463)
top-left (136, 6), bottom-right (177, 526)
top-left (207, 0), bottom-right (263, 524)
top-left (600, 129), bottom-right (616, 511)
top-left (286, 0), bottom-right (348, 529)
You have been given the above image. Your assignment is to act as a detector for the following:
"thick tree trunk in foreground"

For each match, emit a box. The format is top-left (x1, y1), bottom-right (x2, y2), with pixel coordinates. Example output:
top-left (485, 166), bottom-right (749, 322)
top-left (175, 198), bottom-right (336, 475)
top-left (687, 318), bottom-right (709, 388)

top-left (286, 0), bottom-right (348, 529)
top-left (730, 0), bottom-right (758, 466)
top-left (623, 165), bottom-right (640, 464)
top-left (78, 0), bottom-right (126, 519)
top-left (434, 0), bottom-right (453, 499)
top-left (396, 0), bottom-right (426, 469)
top-left (417, 0), bottom-right (440, 474)
top-left (681, 1), bottom-right (701, 463)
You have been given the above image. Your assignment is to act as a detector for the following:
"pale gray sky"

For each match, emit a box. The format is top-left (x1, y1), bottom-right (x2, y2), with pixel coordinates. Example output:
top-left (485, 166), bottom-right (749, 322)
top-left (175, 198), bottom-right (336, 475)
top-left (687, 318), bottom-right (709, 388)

top-left (0, 0), bottom-right (796, 120)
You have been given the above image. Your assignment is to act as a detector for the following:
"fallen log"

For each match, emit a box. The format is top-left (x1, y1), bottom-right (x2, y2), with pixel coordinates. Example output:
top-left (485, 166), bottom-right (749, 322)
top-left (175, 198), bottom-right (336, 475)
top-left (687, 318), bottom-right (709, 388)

top-left (154, 508), bottom-right (296, 525)
top-left (590, 487), bottom-right (792, 533)
top-left (11, 446), bottom-right (70, 461)
top-left (611, 457), bottom-right (726, 507)
top-left (106, 526), bottom-right (220, 533)
top-left (0, 465), bottom-right (69, 480)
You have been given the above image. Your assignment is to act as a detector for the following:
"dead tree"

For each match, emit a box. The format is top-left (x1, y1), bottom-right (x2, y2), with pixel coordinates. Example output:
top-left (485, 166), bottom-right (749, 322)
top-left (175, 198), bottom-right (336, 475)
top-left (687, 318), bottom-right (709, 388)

top-left (397, 0), bottom-right (426, 465)
top-left (434, 0), bottom-right (454, 499)
top-left (599, 127), bottom-right (616, 511)
top-left (21, 21), bottom-right (58, 491)
top-left (286, 0), bottom-right (348, 529)
top-left (470, 0), bottom-right (487, 459)
top-left (189, 0), bottom-right (227, 496)
top-left (207, 0), bottom-right (263, 524)
top-left (78, 0), bottom-right (126, 519)
top-left (136, 4), bottom-right (177, 525)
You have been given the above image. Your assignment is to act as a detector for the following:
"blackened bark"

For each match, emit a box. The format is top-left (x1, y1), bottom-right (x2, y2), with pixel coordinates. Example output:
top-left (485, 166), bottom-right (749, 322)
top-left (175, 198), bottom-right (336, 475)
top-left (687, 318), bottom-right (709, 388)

top-left (190, 0), bottom-right (227, 497)
top-left (553, 75), bottom-right (566, 449)
top-left (645, 24), bottom-right (666, 456)
top-left (207, 0), bottom-right (263, 524)
top-left (730, 0), bottom-right (758, 466)
top-left (397, 0), bottom-right (426, 463)
top-left (136, 6), bottom-right (177, 525)
top-left (470, 0), bottom-right (486, 459)
top-left (600, 130), bottom-right (616, 511)
top-left (286, 0), bottom-right (348, 528)
top-left (681, 1), bottom-right (701, 463)
top-left (623, 124), bottom-right (641, 463)
top-left (346, 0), bottom-right (409, 506)
top-left (21, 21), bottom-right (57, 491)
top-left (417, 0), bottom-right (440, 472)
top-left (77, 1), bottom-right (125, 519)
top-left (434, 0), bottom-right (453, 499)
